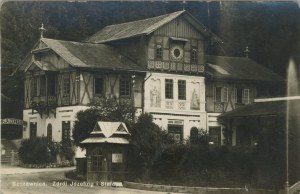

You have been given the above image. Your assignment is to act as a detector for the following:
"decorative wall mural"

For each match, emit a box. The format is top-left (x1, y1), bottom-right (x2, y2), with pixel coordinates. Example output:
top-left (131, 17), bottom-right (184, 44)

top-left (150, 79), bottom-right (161, 107)
top-left (190, 82), bottom-right (200, 110)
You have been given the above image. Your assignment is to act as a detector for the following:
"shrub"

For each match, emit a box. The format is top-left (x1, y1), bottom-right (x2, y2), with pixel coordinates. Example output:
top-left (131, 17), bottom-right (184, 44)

top-left (19, 137), bottom-right (58, 164)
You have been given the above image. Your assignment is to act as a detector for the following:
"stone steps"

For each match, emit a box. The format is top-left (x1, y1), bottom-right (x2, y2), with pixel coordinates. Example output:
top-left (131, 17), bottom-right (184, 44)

top-left (1, 139), bottom-right (19, 165)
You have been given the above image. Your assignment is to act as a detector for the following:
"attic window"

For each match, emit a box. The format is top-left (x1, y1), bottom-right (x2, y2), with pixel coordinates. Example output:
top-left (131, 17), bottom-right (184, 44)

top-left (155, 44), bottom-right (163, 59)
top-left (34, 53), bottom-right (42, 61)
top-left (191, 48), bottom-right (198, 63)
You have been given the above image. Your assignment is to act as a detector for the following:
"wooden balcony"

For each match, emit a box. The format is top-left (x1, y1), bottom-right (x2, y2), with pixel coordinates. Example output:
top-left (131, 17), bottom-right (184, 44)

top-left (31, 96), bottom-right (57, 106)
top-left (214, 102), bottom-right (224, 113)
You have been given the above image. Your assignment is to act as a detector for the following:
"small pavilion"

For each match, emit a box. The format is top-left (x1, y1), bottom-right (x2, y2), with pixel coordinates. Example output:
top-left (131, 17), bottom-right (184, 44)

top-left (81, 121), bottom-right (131, 182)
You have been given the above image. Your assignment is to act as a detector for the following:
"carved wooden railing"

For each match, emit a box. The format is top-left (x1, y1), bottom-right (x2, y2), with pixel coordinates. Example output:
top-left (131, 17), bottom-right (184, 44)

top-left (31, 96), bottom-right (57, 117)
top-left (214, 102), bottom-right (224, 113)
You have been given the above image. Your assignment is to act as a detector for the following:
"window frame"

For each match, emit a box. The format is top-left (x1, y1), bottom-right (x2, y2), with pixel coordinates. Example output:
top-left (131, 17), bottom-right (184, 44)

top-left (119, 77), bottom-right (131, 97)
top-left (94, 76), bottom-right (104, 96)
top-left (165, 79), bottom-right (174, 99)
top-left (155, 44), bottom-right (163, 59)
top-left (178, 80), bottom-right (186, 100)
top-left (191, 48), bottom-right (198, 64)
top-left (31, 77), bottom-right (38, 97)
top-left (63, 74), bottom-right (70, 98)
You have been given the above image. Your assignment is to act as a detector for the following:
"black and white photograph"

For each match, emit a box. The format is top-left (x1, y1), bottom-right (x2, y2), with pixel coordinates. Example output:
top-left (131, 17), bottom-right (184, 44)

top-left (1, 1), bottom-right (300, 194)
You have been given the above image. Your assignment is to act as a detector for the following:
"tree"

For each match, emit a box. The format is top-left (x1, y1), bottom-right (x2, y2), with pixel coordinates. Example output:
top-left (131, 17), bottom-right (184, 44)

top-left (127, 113), bottom-right (173, 181)
top-left (72, 97), bottom-right (135, 147)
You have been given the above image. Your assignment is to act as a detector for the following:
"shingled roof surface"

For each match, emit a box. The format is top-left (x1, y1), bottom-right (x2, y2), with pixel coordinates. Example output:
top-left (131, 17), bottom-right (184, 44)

top-left (220, 99), bottom-right (300, 118)
top-left (42, 38), bottom-right (145, 71)
top-left (87, 11), bottom-right (185, 43)
top-left (206, 55), bottom-right (284, 82)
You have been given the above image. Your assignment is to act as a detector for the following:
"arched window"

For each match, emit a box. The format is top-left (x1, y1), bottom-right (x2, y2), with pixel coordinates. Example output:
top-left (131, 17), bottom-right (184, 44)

top-left (191, 48), bottom-right (198, 63)
top-left (190, 127), bottom-right (199, 144)
top-left (47, 123), bottom-right (52, 142)
top-left (155, 45), bottom-right (163, 59)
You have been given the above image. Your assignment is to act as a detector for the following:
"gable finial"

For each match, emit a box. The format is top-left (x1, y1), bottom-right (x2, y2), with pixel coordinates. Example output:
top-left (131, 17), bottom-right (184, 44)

top-left (182, 1), bottom-right (186, 10)
top-left (244, 46), bottom-right (250, 58)
top-left (39, 23), bottom-right (46, 39)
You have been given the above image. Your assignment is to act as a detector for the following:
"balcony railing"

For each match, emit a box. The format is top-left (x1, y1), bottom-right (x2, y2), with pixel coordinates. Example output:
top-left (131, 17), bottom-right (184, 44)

top-left (31, 96), bottom-right (57, 106)
top-left (214, 102), bottom-right (224, 113)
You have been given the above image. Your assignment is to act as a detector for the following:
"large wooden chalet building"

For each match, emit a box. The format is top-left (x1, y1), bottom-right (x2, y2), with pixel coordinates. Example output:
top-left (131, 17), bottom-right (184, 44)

top-left (15, 10), bottom-right (283, 146)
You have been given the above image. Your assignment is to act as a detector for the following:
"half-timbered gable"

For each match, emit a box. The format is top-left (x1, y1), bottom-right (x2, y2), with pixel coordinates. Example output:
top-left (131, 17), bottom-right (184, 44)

top-left (205, 55), bottom-right (284, 146)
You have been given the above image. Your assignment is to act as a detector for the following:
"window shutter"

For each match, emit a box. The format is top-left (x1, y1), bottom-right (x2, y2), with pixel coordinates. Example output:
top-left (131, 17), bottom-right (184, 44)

top-left (213, 87), bottom-right (216, 102)
top-left (234, 88), bottom-right (237, 103)
top-left (242, 89), bottom-right (250, 104)
top-left (222, 87), bottom-right (228, 102)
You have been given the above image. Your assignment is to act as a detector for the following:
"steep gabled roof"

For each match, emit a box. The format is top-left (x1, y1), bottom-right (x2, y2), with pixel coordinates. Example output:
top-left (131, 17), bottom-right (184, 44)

top-left (91, 121), bottom-right (130, 138)
top-left (41, 38), bottom-right (145, 71)
top-left (206, 55), bottom-right (284, 82)
top-left (15, 38), bottom-right (146, 73)
top-left (81, 121), bottom-right (130, 145)
top-left (86, 10), bottom-right (221, 43)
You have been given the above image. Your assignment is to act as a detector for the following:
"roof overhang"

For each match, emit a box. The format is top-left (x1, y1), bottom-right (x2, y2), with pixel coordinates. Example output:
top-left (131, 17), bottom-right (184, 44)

top-left (219, 98), bottom-right (300, 119)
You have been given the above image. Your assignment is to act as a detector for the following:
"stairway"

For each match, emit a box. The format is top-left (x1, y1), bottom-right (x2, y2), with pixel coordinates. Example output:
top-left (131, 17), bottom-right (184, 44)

top-left (1, 139), bottom-right (19, 165)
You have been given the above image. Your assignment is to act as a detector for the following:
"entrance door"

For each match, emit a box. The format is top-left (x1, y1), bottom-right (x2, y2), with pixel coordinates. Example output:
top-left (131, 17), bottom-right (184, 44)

top-left (47, 124), bottom-right (52, 142)
top-left (62, 121), bottom-right (70, 146)
top-left (30, 122), bottom-right (37, 139)
top-left (209, 127), bottom-right (221, 146)
top-left (168, 125), bottom-right (183, 143)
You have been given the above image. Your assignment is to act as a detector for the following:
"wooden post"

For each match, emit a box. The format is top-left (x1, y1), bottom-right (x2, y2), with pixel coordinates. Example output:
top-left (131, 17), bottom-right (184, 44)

top-left (11, 150), bottom-right (15, 166)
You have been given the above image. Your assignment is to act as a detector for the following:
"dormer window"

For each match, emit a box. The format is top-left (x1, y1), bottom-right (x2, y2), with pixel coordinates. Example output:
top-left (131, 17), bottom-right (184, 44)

top-left (155, 44), bottom-right (163, 59)
top-left (191, 48), bottom-right (198, 63)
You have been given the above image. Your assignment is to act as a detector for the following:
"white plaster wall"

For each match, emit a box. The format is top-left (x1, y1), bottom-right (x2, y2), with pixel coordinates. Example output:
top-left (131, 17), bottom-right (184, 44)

top-left (151, 112), bottom-right (207, 140)
top-left (23, 106), bottom-right (89, 142)
top-left (206, 113), bottom-right (225, 145)
top-left (144, 72), bottom-right (205, 112)
top-left (144, 72), bottom-right (206, 140)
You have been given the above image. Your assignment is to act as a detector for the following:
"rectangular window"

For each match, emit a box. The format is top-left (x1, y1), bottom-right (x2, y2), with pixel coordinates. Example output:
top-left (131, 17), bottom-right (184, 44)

top-left (63, 74), bottom-right (70, 97)
top-left (168, 125), bottom-right (183, 143)
top-left (165, 79), bottom-right (173, 99)
top-left (40, 76), bottom-right (46, 96)
top-left (120, 77), bottom-right (131, 97)
top-left (48, 76), bottom-right (56, 96)
top-left (242, 89), bottom-right (250, 104)
top-left (155, 44), bottom-right (163, 59)
top-left (236, 88), bottom-right (243, 104)
top-left (31, 77), bottom-right (38, 97)
top-left (29, 122), bottom-right (37, 139)
top-left (191, 48), bottom-right (198, 63)
top-left (94, 77), bottom-right (104, 96)
top-left (236, 88), bottom-right (249, 104)
top-left (91, 155), bottom-right (103, 171)
top-left (209, 127), bottom-right (221, 146)
top-left (62, 121), bottom-right (71, 146)
top-left (222, 87), bottom-right (228, 102)
top-left (178, 80), bottom-right (186, 100)
top-left (213, 87), bottom-right (222, 102)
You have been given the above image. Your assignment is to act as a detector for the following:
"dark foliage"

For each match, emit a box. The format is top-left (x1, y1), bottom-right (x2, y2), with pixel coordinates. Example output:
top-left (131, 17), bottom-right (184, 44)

top-left (148, 115), bottom-right (295, 189)
top-left (127, 113), bottom-right (174, 181)
top-left (19, 137), bottom-right (58, 164)
top-left (150, 145), bottom-right (257, 188)
top-left (72, 97), bottom-right (135, 147)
